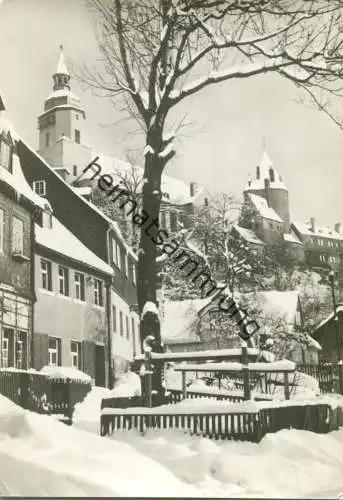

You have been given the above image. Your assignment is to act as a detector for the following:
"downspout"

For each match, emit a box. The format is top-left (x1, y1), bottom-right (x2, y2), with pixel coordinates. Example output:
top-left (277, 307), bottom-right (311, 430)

top-left (105, 227), bottom-right (114, 389)
top-left (30, 210), bottom-right (38, 369)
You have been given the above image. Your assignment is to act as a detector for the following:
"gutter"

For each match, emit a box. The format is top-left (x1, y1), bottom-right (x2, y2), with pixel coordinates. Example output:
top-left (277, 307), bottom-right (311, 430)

top-left (105, 227), bottom-right (113, 389)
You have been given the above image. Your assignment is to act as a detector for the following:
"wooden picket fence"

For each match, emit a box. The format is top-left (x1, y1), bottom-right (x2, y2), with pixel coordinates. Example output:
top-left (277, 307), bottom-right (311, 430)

top-left (0, 369), bottom-right (91, 423)
top-left (297, 363), bottom-right (338, 394)
top-left (100, 403), bottom-right (339, 442)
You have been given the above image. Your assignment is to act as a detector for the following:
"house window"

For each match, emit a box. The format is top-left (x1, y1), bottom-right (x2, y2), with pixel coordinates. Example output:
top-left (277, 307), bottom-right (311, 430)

top-left (41, 259), bottom-right (52, 291)
top-left (170, 211), bottom-right (178, 232)
top-left (119, 311), bottom-right (124, 336)
top-left (33, 180), bottom-right (46, 196)
top-left (48, 337), bottom-right (61, 366)
top-left (0, 208), bottom-right (4, 253)
top-left (16, 331), bottom-right (27, 370)
top-left (269, 168), bottom-right (275, 182)
top-left (0, 141), bottom-right (11, 170)
top-left (94, 279), bottom-right (103, 306)
top-left (45, 132), bottom-right (50, 147)
top-left (12, 216), bottom-right (24, 254)
top-left (73, 165), bottom-right (78, 177)
top-left (112, 305), bottom-right (117, 333)
top-left (126, 316), bottom-right (130, 340)
top-left (58, 266), bottom-right (69, 295)
top-left (71, 341), bottom-right (82, 369)
top-left (1, 329), bottom-right (10, 368)
top-left (75, 129), bottom-right (80, 144)
top-left (74, 272), bottom-right (85, 301)
top-left (112, 239), bottom-right (121, 269)
top-left (160, 211), bottom-right (167, 229)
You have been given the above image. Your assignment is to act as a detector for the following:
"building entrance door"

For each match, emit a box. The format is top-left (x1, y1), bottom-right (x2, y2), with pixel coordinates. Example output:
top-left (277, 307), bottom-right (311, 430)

top-left (95, 345), bottom-right (106, 387)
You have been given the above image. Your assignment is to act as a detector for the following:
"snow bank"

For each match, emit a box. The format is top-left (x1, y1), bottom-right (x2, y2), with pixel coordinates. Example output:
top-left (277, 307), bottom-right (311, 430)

top-left (110, 370), bottom-right (142, 398)
top-left (40, 365), bottom-right (92, 384)
top-left (174, 359), bottom-right (296, 373)
top-left (0, 394), bottom-right (197, 497)
top-left (73, 386), bottom-right (112, 434)
top-left (112, 427), bottom-right (343, 497)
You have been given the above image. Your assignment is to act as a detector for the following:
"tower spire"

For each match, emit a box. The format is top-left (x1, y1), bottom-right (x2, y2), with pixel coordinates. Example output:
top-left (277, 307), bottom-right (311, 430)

top-left (53, 45), bottom-right (70, 91)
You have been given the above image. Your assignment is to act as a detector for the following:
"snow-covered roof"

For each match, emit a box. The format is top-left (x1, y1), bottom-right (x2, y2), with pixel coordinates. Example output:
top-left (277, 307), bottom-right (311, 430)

top-left (248, 290), bottom-right (301, 324)
top-left (292, 221), bottom-right (343, 241)
top-left (245, 150), bottom-right (287, 191)
top-left (314, 304), bottom-right (343, 331)
top-left (283, 232), bottom-right (302, 245)
top-left (0, 118), bottom-right (51, 211)
top-left (233, 224), bottom-right (265, 245)
top-left (162, 298), bottom-right (212, 344)
top-left (46, 89), bottom-right (80, 103)
top-left (19, 139), bottom-right (138, 262)
top-left (35, 215), bottom-right (113, 275)
top-left (248, 193), bottom-right (284, 223)
top-left (74, 186), bottom-right (92, 197)
top-left (82, 151), bottom-right (204, 206)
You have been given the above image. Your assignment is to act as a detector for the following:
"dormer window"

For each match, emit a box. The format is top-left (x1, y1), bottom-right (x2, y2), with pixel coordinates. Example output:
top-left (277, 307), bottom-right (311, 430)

top-left (33, 180), bottom-right (46, 196)
top-left (0, 140), bottom-right (11, 171)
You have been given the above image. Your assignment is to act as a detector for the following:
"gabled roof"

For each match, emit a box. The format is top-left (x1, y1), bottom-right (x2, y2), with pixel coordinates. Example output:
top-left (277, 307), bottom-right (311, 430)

top-left (292, 221), bottom-right (343, 241)
top-left (313, 304), bottom-right (343, 332)
top-left (248, 193), bottom-right (283, 223)
top-left (233, 224), bottom-right (265, 245)
top-left (80, 151), bottom-right (205, 206)
top-left (35, 215), bottom-right (113, 275)
top-left (18, 139), bottom-right (138, 261)
top-left (161, 297), bottom-right (212, 344)
top-left (283, 232), bottom-right (302, 245)
top-left (0, 117), bottom-right (50, 211)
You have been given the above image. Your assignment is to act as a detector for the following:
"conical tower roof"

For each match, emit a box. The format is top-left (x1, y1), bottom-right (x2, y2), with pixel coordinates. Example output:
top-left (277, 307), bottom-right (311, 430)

top-left (245, 149), bottom-right (287, 192)
top-left (56, 45), bottom-right (69, 75)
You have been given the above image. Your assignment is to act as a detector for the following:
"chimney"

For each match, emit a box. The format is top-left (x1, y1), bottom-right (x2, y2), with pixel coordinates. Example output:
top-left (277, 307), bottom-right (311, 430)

top-left (264, 178), bottom-right (271, 207)
top-left (310, 217), bottom-right (316, 232)
top-left (256, 166), bottom-right (260, 180)
top-left (190, 182), bottom-right (197, 197)
top-left (335, 222), bottom-right (341, 234)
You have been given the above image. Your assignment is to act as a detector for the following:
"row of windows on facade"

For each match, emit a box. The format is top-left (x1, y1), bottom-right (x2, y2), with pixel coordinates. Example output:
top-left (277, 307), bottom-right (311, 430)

top-left (319, 254), bottom-right (341, 264)
top-left (111, 304), bottom-right (136, 341)
top-left (41, 258), bottom-right (104, 306)
top-left (47, 337), bottom-right (82, 369)
top-left (310, 237), bottom-right (342, 248)
top-left (0, 208), bottom-right (25, 254)
top-left (45, 129), bottom-right (80, 148)
top-left (111, 239), bottom-right (136, 285)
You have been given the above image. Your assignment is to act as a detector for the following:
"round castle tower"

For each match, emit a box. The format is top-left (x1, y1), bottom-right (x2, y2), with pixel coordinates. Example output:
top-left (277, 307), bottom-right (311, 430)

top-left (244, 150), bottom-right (290, 232)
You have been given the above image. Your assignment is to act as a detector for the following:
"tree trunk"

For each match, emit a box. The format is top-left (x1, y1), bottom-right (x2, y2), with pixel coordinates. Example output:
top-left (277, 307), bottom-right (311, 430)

top-left (137, 147), bottom-right (163, 350)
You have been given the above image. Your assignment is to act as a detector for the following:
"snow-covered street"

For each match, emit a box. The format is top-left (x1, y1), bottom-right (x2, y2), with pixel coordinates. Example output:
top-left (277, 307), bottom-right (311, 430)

top-left (1, 387), bottom-right (343, 497)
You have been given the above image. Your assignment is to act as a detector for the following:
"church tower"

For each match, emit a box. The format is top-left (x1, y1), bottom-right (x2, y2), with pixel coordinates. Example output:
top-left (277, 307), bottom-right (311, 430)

top-left (244, 149), bottom-right (291, 231)
top-left (37, 46), bottom-right (88, 181)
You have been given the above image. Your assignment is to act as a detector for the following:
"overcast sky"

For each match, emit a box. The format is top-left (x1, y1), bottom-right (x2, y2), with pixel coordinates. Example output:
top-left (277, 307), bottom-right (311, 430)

top-left (0, 0), bottom-right (342, 226)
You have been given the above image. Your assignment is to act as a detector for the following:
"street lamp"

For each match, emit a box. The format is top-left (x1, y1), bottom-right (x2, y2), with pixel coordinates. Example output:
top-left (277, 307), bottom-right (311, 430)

top-left (328, 269), bottom-right (340, 363)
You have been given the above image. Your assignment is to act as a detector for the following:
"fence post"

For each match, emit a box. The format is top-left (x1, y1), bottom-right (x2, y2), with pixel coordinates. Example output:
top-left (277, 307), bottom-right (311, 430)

top-left (66, 378), bottom-right (72, 423)
top-left (182, 371), bottom-right (187, 400)
top-left (284, 372), bottom-right (290, 400)
top-left (241, 345), bottom-right (251, 400)
top-left (19, 372), bottom-right (30, 410)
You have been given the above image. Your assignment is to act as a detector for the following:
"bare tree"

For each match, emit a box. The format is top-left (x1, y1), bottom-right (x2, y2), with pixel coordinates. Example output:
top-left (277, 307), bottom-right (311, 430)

top-left (83, 0), bottom-right (343, 354)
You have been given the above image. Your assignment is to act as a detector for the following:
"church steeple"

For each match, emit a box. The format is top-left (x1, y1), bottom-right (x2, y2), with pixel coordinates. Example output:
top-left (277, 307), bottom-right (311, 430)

top-left (53, 45), bottom-right (70, 91)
